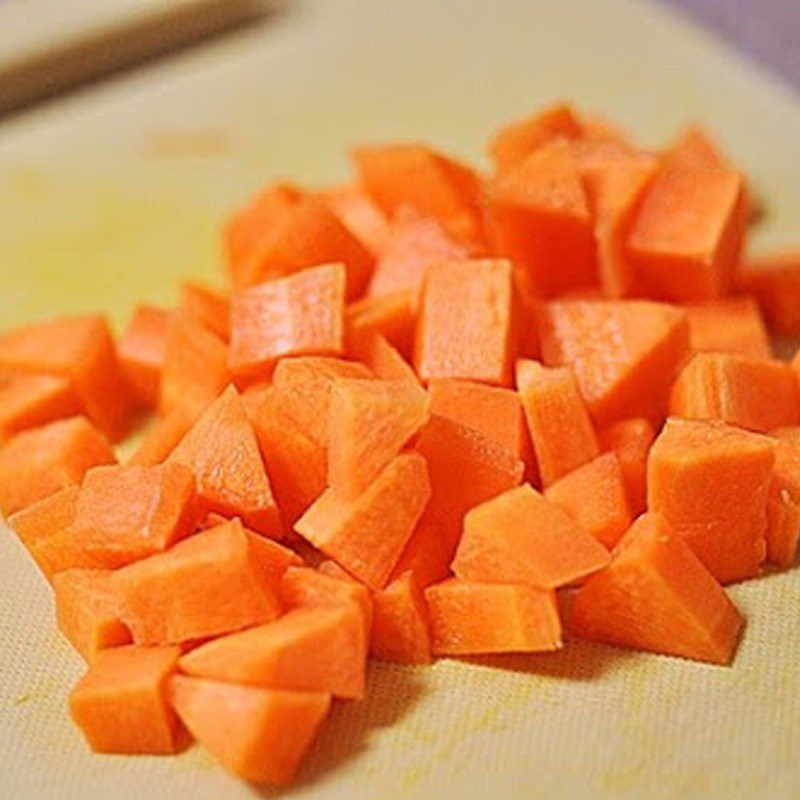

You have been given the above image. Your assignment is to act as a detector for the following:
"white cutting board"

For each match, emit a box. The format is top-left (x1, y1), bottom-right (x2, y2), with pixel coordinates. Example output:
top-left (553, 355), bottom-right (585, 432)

top-left (1, 1), bottom-right (800, 799)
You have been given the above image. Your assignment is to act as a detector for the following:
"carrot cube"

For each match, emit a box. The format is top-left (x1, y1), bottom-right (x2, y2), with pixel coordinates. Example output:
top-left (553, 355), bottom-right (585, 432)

top-left (370, 571), bottom-right (432, 664)
top-left (117, 305), bottom-right (169, 409)
top-left (766, 427), bottom-right (800, 568)
top-left (319, 182), bottom-right (390, 254)
top-left (0, 373), bottom-right (80, 444)
top-left (126, 407), bottom-right (197, 467)
top-left (685, 296), bottom-right (771, 358)
top-left (179, 281), bottom-right (230, 342)
top-left (596, 417), bottom-right (656, 515)
top-left (346, 290), bottom-right (415, 358)
top-left (739, 252), bottom-right (800, 337)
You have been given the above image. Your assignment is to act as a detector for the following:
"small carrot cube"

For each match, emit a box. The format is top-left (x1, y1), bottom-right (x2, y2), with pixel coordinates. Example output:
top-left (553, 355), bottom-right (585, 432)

top-left (117, 305), bottom-right (170, 409)
top-left (596, 417), bottom-right (656, 515)
top-left (685, 296), bottom-right (771, 358)
top-left (0, 373), bottom-right (80, 444)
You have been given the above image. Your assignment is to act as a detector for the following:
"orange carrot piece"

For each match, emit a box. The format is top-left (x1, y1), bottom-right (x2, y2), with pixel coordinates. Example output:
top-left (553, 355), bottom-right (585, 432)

top-left (117, 305), bottom-right (169, 409)
top-left (537, 300), bottom-right (691, 426)
top-left (170, 676), bottom-right (330, 786)
top-left (0, 417), bottom-right (115, 515)
top-left (229, 263), bottom-right (345, 383)
top-left (126, 407), bottom-right (197, 467)
top-left (414, 259), bottom-right (515, 386)
top-left (116, 519), bottom-right (281, 645)
top-left (453, 484), bottom-right (610, 588)
top-left (296, 453), bottom-right (431, 590)
top-left (70, 645), bottom-right (182, 754)
top-left (271, 357), bottom-right (372, 447)
top-left (670, 353), bottom-right (799, 434)
top-left (352, 144), bottom-right (484, 248)
top-left (596, 417), bottom-right (656, 515)
top-left (168, 386), bottom-right (282, 537)
top-left (236, 197), bottom-right (373, 300)
top-left (350, 332), bottom-right (420, 385)
top-left (159, 310), bottom-right (230, 419)
top-left (318, 182), bottom-right (390, 254)
top-left (425, 579), bottom-right (562, 656)
top-left (544, 453), bottom-right (633, 549)
top-left (179, 604), bottom-right (366, 699)
top-left (389, 518), bottom-right (452, 588)
top-left (766, 427), bottom-right (800, 567)
top-left (370, 571), bottom-right (431, 664)
top-left (647, 418), bottom-right (775, 583)
top-left (0, 373), bottom-right (80, 444)
top-left (0, 315), bottom-right (131, 441)
top-left (571, 513), bottom-right (744, 664)
top-left (516, 359), bottom-right (599, 487)
top-left (346, 290), bottom-right (415, 357)
top-left (328, 377), bottom-right (430, 497)
top-left (180, 281), bottom-right (231, 342)
top-left (739, 252), bottom-right (800, 338)
top-left (627, 164), bottom-right (746, 301)
top-left (53, 569), bottom-right (131, 662)
top-left (685, 296), bottom-right (771, 358)
top-left (367, 208), bottom-right (470, 300)
top-left (485, 141), bottom-right (597, 299)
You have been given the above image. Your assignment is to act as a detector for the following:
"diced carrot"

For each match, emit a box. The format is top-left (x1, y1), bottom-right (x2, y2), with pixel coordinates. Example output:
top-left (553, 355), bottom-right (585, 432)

top-left (537, 300), bottom-right (691, 426)
top-left (0, 315), bottom-right (131, 441)
top-left (328, 377), bottom-right (430, 497)
top-left (126, 406), bottom-right (197, 467)
top-left (180, 281), bottom-right (231, 342)
top-left (414, 259), bottom-right (515, 386)
top-left (350, 332), bottom-right (421, 385)
top-left (235, 197), bottom-right (373, 300)
top-left (765, 427), bottom-right (800, 567)
top-left (271, 356), bottom-right (372, 447)
top-left (390, 518), bottom-right (452, 588)
top-left (345, 290), bottom-right (415, 358)
top-left (0, 417), bottom-right (116, 515)
top-left (168, 386), bottom-right (282, 537)
top-left (116, 519), bottom-right (281, 644)
top-left (170, 676), bottom-right (330, 785)
top-left (0, 373), bottom-right (80, 444)
top-left (370, 571), bottom-right (431, 664)
top-left (179, 604), bottom-right (366, 699)
top-left (70, 645), bottom-right (182, 754)
top-left (452, 484), bottom-right (609, 588)
top-left (647, 418), bottom-right (775, 583)
top-left (488, 103), bottom-right (582, 173)
top-left (571, 513), bottom-right (744, 664)
top-left (318, 182), bottom-right (390, 254)
top-left (247, 387), bottom-right (327, 526)
top-left (229, 264), bottom-right (345, 383)
top-left (415, 414), bottom-right (525, 554)
top-left (596, 417), bottom-right (656, 515)
top-left (627, 164), bottom-right (746, 301)
top-left (544, 453), bottom-right (632, 549)
top-left (353, 144), bottom-right (484, 248)
top-left (685, 296), bottom-right (771, 358)
top-left (53, 569), bottom-right (131, 661)
top-left (367, 207), bottom-right (470, 300)
top-left (425, 579), bottom-right (562, 655)
top-left (516, 359), bottom-right (599, 487)
top-left (739, 252), bottom-right (800, 338)
top-left (117, 305), bottom-right (170, 409)
top-left (69, 463), bottom-right (196, 564)
top-left (485, 141), bottom-right (597, 299)
top-left (670, 353), bottom-right (799, 434)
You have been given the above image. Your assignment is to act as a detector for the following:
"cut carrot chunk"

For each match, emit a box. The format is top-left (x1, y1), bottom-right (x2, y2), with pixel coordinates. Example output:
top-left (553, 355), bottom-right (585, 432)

top-left (180, 281), bottom-right (231, 342)
top-left (0, 417), bottom-right (115, 515)
top-left (229, 264), bottom-right (345, 383)
top-left (350, 332), bottom-right (420, 385)
top-left (537, 300), bottom-right (691, 426)
top-left (390, 518), bottom-right (452, 588)
top-left (353, 144), bottom-right (484, 248)
top-left (544, 453), bottom-right (633, 549)
top-left (485, 141), bottom-right (597, 299)
top-left (70, 645), bottom-right (182, 754)
top-left (571, 513), bottom-right (743, 664)
top-left (168, 386), bottom-right (282, 537)
top-left (766, 427), bottom-right (800, 567)
top-left (319, 182), bottom-right (390, 254)
top-left (627, 164), bottom-right (746, 301)
top-left (0, 315), bottom-right (131, 441)
top-left (170, 676), bottom-right (330, 785)
top-left (647, 418), bottom-right (775, 583)
top-left (425, 579), bottom-right (561, 655)
top-left (328, 377), bottom-right (430, 497)
top-left (414, 259), bottom-right (514, 386)
top-left (453, 484), bottom-right (610, 588)
top-left (371, 571), bottom-right (431, 664)
top-left (516, 359), bottom-right (599, 487)
top-left (247, 387), bottom-right (327, 526)
top-left (0, 373), bottom-right (80, 444)
top-left (272, 356), bottom-right (372, 447)
top-left (685, 296), bottom-right (771, 358)
top-left (367, 208), bottom-right (469, 300)
top-left (596, 417), bottom-right (656, 515)
top-left (296, 452), bottom-right (430, 589)
top-left (117, 305), bottom-right (169, 409)
top-left (116, 519), bottom-right (281, 645)
top-left (179, 604), bottom-right (366, 699)
top-left (53, 569), bottom-right (130, 661)
top-left (346, 290), bottom-right (415, 357)
top-left (739, 252), bottom-right (800, 337)
top-left (127, 407), bottom-right (197, 467)
top-left (669, 353), bottom-right (799, 434)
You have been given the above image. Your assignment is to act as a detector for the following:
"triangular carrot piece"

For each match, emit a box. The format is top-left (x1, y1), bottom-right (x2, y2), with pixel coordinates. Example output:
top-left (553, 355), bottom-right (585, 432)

top-left (370, 571), bottom-right (432, 664)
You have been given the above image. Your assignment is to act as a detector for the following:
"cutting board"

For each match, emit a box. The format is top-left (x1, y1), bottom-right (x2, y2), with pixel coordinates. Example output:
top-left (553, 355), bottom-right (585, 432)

top-left (2, 1), bottom-right (800, 798)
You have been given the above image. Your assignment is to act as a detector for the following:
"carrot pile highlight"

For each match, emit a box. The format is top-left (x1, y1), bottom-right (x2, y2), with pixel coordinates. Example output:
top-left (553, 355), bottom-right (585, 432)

top-left (4, 102), bottom-right (800, 786)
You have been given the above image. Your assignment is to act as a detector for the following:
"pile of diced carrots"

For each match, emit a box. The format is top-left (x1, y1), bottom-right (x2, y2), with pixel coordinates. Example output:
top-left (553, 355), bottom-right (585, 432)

top-left (4, 102), bottom-right (800, 786)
